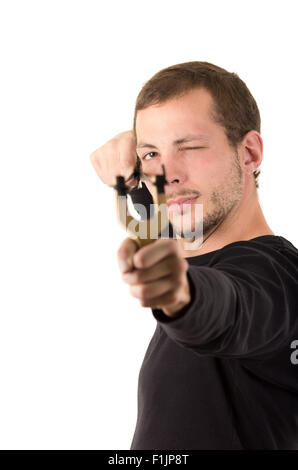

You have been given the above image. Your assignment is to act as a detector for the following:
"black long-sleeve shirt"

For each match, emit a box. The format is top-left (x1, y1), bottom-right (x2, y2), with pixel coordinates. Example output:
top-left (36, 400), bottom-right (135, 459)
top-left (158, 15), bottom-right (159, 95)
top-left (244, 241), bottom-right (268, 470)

top-left (129, 235), bottom-right (298, 450)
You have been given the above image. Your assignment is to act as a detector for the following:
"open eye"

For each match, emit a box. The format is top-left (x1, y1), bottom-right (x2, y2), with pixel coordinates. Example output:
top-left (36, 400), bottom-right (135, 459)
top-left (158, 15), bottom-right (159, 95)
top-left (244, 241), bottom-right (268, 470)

top-left (143, 151), bottom-right (157, 161)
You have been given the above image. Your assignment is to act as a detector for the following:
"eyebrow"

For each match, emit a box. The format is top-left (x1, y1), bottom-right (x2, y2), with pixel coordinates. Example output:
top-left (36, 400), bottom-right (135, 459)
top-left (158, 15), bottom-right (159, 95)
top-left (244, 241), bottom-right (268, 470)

top-left (136, 134), bottom-right (210, 149)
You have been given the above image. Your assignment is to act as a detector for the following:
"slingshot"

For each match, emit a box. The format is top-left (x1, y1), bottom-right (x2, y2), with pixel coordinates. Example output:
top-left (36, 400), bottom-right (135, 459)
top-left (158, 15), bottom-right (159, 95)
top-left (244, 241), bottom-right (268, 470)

top-left (113, 165), bottom-right (170, 248)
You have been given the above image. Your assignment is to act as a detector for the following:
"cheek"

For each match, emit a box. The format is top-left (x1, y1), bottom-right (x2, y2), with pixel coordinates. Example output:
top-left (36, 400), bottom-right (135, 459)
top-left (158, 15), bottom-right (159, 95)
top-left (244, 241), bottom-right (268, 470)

top-left (192, 151), bottom-right (230, 180)
top-left (187, 153), bottom-right (230, 199)
top-left (188, 153), bottom-right (220, 181)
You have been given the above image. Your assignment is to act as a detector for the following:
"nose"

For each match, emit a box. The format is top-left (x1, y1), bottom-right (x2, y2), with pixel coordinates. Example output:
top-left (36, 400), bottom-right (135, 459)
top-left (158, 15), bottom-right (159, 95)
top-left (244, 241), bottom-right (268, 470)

top-left (162, 154), bottom-right (188, 186)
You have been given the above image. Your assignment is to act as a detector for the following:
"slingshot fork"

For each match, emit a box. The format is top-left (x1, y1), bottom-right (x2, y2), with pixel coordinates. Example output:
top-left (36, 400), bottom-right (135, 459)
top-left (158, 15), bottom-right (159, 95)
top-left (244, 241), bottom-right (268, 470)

top-left (113, 165), bottom-right (169, 248)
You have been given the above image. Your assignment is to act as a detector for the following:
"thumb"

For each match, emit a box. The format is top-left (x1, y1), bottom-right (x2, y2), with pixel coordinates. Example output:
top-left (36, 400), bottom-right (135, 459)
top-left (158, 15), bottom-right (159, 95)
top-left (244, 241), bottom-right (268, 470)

top-left (117, 237), bottom-right (139, 273)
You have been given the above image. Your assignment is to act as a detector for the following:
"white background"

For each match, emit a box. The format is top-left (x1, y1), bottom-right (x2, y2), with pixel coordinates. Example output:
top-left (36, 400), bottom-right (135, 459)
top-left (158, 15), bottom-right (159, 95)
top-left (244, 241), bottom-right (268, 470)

top-left (0, 0), bottom-right (297, 450)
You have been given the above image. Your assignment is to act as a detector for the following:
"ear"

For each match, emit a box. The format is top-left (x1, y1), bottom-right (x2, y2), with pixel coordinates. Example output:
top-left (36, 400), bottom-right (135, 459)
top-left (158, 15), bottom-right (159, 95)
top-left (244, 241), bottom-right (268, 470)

top-left (240, 130), bottom-right (263, 176)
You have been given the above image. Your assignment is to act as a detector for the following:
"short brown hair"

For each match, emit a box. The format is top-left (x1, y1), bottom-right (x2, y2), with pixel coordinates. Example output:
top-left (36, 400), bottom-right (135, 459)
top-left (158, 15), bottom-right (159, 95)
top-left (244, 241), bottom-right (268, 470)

top-left (133, 61), bottom-right (261, 188)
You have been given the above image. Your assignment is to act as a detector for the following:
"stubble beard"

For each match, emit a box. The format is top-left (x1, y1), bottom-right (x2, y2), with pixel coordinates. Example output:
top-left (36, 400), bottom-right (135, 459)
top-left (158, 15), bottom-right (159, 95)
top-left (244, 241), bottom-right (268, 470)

top-left (171, 151), bottom-right (244, 240)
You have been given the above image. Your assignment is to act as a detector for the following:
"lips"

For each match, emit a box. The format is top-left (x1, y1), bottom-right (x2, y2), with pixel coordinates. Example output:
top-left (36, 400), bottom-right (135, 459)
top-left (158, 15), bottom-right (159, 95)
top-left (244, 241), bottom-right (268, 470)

top-left (167, 196), bottom-right (199, 213)
top-left (167, 196), bottom-right (198, 206)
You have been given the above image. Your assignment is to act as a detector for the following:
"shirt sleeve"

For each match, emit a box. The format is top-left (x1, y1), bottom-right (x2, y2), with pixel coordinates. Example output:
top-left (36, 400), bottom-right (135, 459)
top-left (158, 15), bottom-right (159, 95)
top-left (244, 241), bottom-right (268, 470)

top-left (152, 244), bottom-right (298, 359)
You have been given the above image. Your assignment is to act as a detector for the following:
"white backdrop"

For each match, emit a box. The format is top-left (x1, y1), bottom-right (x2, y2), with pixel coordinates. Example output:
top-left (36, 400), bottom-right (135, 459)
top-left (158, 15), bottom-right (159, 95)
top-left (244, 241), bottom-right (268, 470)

top-left (0, 0), bottom-right (297, 450)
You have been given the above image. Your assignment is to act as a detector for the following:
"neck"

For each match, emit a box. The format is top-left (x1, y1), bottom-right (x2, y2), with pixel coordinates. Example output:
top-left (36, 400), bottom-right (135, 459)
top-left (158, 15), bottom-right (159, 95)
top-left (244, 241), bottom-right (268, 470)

top-left (176, 184), bottom-right (275, 258)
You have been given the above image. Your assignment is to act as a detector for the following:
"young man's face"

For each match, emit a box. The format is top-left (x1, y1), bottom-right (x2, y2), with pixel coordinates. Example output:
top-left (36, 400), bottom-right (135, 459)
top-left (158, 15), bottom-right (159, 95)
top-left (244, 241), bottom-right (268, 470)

top-left (135, 87), bottom-right (245, 240)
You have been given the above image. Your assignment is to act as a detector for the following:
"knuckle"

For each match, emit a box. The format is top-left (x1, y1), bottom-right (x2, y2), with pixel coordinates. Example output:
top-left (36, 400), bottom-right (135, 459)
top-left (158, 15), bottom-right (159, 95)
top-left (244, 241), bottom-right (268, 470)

top-left (122, 272), bottom-right (131, 284)
top-left (133, 253), bottom-right (145, 269)
top-left (125, 271), bottom-right (140, 285)
top-left (130, 284), bottom-right (146, 300)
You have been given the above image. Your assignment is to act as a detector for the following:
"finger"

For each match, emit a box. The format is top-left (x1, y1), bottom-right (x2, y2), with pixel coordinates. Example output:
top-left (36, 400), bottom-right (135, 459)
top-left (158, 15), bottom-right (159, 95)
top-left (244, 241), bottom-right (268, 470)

top-left (118, 133), bottom-right (138, 180)
top-left (122, 255), bottom-right (183, 285)
top-left (129, 274), bottom-right (179, 303)
top-left (117, 238), bottom-right (139, 273)
top-left (132, 238), bottom-right (179, 270)
top-left (140, 288), bottom-right (178, 309)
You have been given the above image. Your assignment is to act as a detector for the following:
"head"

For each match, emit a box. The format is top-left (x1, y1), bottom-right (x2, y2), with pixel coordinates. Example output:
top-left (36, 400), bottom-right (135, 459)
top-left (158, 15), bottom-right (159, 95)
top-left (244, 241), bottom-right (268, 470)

top-left (133, 61), bottom-right (262, 239)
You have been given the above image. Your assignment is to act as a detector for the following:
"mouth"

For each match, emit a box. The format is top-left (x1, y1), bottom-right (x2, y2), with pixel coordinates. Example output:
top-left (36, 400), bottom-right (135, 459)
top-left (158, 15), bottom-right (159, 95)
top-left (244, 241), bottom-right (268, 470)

top-left (167, 196), bottom-right (199, 213)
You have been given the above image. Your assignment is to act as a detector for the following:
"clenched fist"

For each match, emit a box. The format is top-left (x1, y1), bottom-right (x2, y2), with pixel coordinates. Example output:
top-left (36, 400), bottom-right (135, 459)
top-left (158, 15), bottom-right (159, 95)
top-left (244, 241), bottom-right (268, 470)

top-left (117, 237), bottom-right (192, 318)
top-left (90, 130), bottom-right (138, 188)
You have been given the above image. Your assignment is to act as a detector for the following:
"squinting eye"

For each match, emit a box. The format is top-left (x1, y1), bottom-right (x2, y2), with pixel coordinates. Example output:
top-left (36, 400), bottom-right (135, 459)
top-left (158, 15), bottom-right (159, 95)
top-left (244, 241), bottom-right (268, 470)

top-left (143, 151), bottom-right (157, 161)
top-left (182, 147), bottom-right (205, 150)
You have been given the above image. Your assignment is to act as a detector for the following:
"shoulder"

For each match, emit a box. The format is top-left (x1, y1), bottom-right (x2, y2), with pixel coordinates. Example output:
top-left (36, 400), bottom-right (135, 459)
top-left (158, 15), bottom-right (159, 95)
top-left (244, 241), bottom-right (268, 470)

top-left (189, 235), bottom-right (298, 280)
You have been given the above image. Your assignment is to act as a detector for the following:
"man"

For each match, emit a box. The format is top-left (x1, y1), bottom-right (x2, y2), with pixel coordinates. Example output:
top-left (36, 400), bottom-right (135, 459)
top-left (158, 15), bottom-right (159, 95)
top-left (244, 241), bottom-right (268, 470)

top-left (90, 61), bottom-right (298, 450)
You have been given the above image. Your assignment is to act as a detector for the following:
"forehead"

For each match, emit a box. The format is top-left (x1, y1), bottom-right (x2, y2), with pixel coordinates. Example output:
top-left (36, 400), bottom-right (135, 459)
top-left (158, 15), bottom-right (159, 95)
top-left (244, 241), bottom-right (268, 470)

top-left (135, 87), bottom-right (216, 140)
